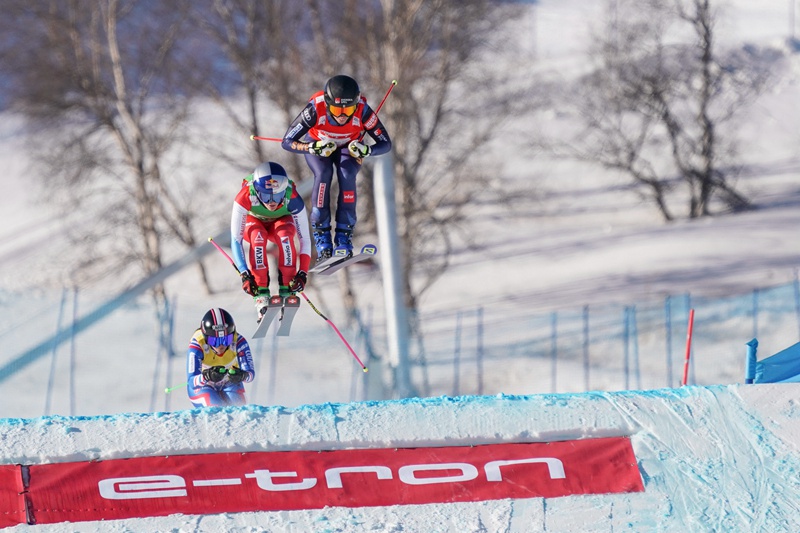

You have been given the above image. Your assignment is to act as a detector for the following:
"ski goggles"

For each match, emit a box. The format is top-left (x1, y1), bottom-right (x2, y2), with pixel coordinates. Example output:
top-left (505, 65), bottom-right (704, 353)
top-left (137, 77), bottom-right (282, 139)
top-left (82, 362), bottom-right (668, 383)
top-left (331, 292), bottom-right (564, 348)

top-left (328, 103), bottom-right (357, 117)
top-left (257, 190), bottom-right (284, 205)
top-left (207, 333), bottom-right (233, 348)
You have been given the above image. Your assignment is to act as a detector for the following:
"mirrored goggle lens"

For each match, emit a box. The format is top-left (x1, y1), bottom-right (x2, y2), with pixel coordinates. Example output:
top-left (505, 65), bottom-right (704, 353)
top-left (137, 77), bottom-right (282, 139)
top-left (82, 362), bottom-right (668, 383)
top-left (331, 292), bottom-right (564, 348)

top-left (259, 190), bottom-right (283, 204)
top-left (328, 104), bottom-right (356, 117)
top-left (207, 333), bottom-right (233, 347)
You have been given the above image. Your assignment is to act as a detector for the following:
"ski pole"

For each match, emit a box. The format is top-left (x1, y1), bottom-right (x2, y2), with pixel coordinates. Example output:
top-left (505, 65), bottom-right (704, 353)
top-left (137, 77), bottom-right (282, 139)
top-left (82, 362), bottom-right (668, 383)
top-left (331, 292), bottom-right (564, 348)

top-left (374, 79), bottom-right (397, 114)
top-left (209, 237), bottom-right (367, 372)
top-left (250, 135), bottom-right (283, 142)
top-left (208, 237), bottom-right (241, 274)
top-left (165, 382), bottom-right (186, 394)
top-left (681, 309), bottom-right (695, 386)
top-left (300, 292), bottom-right (368, 373)
top-left (357, 79), bottom-right (397, 143)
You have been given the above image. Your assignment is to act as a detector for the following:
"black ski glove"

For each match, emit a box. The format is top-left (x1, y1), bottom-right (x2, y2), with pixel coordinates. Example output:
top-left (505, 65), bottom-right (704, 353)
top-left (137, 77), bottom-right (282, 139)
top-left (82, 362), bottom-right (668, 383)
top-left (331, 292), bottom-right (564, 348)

top-left (240, 270), bottom-right (258, 296)
top-left (289, 271), bottom-right (307, 293)
top-left (227, 367), bottom-right (247, 384)
top-left (202, 365), bottom-right (227, 383)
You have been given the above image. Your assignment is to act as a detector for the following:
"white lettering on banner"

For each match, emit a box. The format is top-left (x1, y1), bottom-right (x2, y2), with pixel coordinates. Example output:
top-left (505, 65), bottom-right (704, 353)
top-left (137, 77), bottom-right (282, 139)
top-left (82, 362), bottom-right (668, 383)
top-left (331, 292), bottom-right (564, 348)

top-left (325, 466), bottom-right (392, 489)
top-left (245, 470), bottom-right (317, 491)
top-left (398, 463), bottom-right (479, 485)
top-left (98, 475), bottom-right (187, 500)
top-left (193, 478), bottom-right (242, 487)
top-left (485, 457), bottom-right (565, 481)
top-left (98, 457), bottom-right (566, 500)
top-left (280, 236), bottom-right (293, 266)
top-left (254, 246), bottom-right (265, 269)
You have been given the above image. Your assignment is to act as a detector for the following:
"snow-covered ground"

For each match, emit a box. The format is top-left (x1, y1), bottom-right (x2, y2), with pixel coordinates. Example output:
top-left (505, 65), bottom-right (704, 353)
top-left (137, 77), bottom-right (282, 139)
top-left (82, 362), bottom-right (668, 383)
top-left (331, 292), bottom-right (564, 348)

top-left (1, 0), bottom-right (799, 530)
top-left (2, 384), bottom-right (800, 532)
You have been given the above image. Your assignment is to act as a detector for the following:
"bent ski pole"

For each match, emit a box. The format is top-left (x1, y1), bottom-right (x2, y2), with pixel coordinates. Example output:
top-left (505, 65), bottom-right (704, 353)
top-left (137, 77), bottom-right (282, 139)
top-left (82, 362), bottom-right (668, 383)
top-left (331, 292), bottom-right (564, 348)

top-left (301, 292), bottom-right (368, 373)
top-left (250, 135), bottom-right (283, 142)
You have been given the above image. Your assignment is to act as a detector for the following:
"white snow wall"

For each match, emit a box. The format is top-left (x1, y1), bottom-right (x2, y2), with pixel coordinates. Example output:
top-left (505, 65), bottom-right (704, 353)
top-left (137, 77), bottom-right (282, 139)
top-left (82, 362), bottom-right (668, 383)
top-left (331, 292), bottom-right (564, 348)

top-left (2, 384), bottom-right (800, 532)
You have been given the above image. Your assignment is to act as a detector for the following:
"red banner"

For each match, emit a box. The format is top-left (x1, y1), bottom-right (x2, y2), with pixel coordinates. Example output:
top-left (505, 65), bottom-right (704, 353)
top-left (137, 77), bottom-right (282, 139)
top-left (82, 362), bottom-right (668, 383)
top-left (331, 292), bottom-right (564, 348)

top-left (25, 438), bottom-right (642, 525)
top-left (0, 464), bottom-right (27, 528)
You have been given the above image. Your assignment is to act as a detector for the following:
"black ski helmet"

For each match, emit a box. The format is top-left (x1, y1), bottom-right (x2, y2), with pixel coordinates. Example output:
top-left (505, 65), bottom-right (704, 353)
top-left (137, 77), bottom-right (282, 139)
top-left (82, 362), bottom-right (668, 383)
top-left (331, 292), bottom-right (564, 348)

top-left (324, 75), bottom-right (360, 107)
top-left (201, 308), bottom-right (236, 338)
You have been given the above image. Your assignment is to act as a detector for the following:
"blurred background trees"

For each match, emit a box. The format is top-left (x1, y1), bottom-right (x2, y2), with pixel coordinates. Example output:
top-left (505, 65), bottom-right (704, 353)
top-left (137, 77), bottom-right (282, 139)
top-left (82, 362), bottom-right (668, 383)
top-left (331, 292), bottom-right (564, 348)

top-left (544, 0), bottom-right (777, 220)
top-left (0, 1), bottom-right (788, 394)
top-left (0, 0), bottom-right (524, 315)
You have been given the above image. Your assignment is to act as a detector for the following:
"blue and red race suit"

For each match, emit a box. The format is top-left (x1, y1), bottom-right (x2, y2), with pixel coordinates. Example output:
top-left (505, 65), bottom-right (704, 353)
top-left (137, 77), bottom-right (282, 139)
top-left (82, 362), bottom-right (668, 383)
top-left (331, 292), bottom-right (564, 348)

top-left (186, 329), bottom-right (255, 408)
top-left (281, 91), bottom-right (392, 233)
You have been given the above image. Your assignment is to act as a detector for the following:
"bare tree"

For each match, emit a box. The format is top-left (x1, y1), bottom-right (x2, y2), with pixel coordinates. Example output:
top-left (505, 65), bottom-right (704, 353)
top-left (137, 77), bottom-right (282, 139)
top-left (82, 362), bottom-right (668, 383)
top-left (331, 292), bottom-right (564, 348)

top-left (192, 0), bottom-right (313, 178)
top-left (0, 0), bottom-right (218, 299)
top-left (297, 0), bottom-right (526, 309)
top-left (549, 0), bottom-right (773, 220)
top-left (194, 0), bottom-right (527, 320)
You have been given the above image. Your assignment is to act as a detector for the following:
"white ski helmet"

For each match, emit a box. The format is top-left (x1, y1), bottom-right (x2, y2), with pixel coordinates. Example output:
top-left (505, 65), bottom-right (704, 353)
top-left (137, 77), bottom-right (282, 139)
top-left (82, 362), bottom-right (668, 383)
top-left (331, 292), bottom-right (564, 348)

top-left (252, 162), bottom-right (289, 205)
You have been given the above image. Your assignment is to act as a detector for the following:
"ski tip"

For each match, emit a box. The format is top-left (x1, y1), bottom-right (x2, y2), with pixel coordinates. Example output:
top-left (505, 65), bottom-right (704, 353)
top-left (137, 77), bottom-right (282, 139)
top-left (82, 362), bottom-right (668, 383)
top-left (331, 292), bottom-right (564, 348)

top-left (362, 366), bottom-right (369, 373)
top-left (249, 134), bottom-right (256, 141)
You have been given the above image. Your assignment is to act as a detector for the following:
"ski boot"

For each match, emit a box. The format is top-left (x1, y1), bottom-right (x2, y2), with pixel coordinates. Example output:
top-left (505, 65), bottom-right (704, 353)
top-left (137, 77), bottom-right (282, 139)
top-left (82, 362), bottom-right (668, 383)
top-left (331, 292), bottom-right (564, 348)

top-left (277, 273), bottom-right (292, 298)
top-left (314, 228), bottom-right (333, 266)
top-left (253, 289), bottom-right (270, 321)
top-left (334, 230), bottom-right (353, 258)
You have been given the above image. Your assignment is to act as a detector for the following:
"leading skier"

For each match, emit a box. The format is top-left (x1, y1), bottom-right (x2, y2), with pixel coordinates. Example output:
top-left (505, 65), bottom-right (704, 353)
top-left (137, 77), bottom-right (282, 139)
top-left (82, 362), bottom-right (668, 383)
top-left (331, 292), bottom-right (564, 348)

top-left (281, 74), bottom-right (392, 264)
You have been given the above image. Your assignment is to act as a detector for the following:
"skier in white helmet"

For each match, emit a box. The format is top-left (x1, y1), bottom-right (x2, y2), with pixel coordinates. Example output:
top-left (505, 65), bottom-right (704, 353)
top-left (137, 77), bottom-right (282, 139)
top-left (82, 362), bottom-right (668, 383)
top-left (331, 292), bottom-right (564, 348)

top-left (231, 161), bottom-right (312, 320)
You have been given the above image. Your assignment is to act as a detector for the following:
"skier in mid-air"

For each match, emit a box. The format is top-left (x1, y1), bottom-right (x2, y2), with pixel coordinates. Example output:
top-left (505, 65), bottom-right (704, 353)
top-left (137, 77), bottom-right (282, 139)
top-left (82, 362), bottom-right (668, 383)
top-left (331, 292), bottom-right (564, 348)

top-left (231, 161), bottom-right (311, 320)
top-left (187, 308), bottom-right (255, 407)
top-left (281, 74), bottom-right (392, 264)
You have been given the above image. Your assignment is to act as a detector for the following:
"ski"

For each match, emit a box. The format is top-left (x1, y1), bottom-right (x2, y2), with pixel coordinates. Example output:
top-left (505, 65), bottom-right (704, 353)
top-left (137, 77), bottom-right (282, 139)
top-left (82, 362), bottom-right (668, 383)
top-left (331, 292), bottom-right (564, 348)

top-left (251, 295), bottom-right (284, 339)
top-left (276, 295), bottom-right (301, 336)
top-left (314, 244), bottom-right (378, 276)
top-left (309, 248), bottom-right (351, 273)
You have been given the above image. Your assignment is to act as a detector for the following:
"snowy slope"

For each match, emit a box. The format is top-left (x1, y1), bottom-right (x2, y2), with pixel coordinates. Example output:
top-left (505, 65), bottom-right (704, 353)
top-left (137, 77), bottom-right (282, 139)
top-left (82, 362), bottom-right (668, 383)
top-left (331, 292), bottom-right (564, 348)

top-left (0, 2), bottom-right (799, 530)
top-left (2, 384), bottom-right (799, 532)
